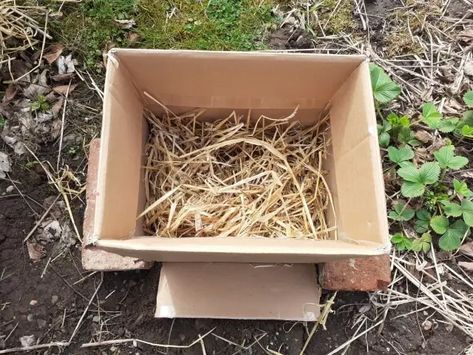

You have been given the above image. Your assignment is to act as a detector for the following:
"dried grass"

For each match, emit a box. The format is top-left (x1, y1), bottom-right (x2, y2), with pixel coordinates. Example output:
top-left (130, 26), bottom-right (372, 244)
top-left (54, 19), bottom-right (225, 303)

top-left (0, 1), bottom-right (49, 61)
top-left (141, 100), bottom-right (335, 240)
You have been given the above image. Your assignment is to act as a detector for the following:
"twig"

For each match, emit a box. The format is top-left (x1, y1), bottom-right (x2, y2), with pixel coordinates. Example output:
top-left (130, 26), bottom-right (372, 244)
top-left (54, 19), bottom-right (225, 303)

top-left (81, 328), bottom-right (216, 349)
top-left (23, 194), bottom-right (60, 242)
top-left (0, 342), bottom-right (70, 354)
top-left (57, 80), bottom-right (72, 170)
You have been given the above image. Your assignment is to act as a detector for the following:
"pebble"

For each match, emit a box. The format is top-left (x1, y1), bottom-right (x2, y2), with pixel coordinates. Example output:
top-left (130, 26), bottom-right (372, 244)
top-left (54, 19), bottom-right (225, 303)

top-left (27, 314), bottom-right (34, 322)
top-left (92, 315), bottom-right (100, 323)
top-left (5, 185), bottom-right (14, 193)
top-left (29, 300), bottom-right (38, 306)
top-left (19, 335), bottom-right (35, 347)
top-left (51, 295), bottom-right (59, 305)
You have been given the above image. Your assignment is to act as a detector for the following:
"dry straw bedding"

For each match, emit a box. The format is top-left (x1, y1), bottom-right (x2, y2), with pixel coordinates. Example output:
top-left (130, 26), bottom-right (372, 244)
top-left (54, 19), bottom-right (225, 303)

top-left (141, 101), bottom-right (336, 240)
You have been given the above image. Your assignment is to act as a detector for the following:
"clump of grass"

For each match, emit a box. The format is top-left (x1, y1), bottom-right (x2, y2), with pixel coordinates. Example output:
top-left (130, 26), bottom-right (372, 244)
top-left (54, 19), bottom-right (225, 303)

top-left (318, 0), bottom-right (355, 34)
top-left (384, 26), bottom-right (423, 57)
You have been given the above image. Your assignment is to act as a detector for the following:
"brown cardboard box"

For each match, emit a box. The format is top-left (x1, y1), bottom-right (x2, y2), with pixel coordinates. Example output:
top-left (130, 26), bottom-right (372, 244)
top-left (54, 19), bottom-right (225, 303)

top-left (91, 49), bottom-right (390, 263)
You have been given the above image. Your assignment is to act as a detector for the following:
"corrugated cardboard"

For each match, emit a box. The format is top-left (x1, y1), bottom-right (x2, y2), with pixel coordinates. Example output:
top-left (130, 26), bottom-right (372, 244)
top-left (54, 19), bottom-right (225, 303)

top-left (156, 263), bottom-right (321, 321)
top-left (92, 49), bottom-right (390, 262)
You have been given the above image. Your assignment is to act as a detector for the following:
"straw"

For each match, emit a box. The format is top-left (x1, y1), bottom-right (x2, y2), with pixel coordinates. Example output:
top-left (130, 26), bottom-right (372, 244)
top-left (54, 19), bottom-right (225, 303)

top-left (141, 102), bottom-right (336, 240)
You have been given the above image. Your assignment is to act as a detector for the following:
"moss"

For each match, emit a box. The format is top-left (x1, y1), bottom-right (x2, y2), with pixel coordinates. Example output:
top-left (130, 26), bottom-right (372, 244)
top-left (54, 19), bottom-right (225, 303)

top-left (317, 0), bottom-right (355, 34)
top-left (51, 0), bottom-right (277, 68)
top-left (136, 0), bottom-right (276, 50)
top-left (384, 26), bottom-right (423, 57)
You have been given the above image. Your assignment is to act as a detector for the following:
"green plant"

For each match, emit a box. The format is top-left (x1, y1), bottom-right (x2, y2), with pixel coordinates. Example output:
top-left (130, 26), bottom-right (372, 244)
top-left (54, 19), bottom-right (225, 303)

top-left (397, 162), bottom-right (440, 198)
top-left (440, 199), bottom-right (473, 227)
top-left (0, 116), bottom-right (5, 129)
top-left (433, 145), bottom-right (468, 170)
top-left (430, 218), bottom-right (469, 251)
top-left (31, 95), bottom-right (50, 112)
top-left (389, 201), bottom-right (415, 221)
top-left (453, 179), bottom-right (472, 197)
top-left (411, 232), bottom-right (431, 253)
top-left (464, 90), bottom-right (473, 108)
top-left (421, 103), bottom-right (459, 133)
top-left (391, 232), bottom-right (413, 251)
top-left (378, 120), bottom-right (391, 147)
top-left (414, 208), bottom-right (431, 233)
top-left (370, 65), bottom-right (401, 104)
top-left (387, 145), bottom-right (414, 166)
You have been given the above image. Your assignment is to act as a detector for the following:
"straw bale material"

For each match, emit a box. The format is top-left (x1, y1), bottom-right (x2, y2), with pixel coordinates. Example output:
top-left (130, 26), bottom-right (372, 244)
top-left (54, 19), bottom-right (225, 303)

top-left (141, 102), bottom-right (336, 240)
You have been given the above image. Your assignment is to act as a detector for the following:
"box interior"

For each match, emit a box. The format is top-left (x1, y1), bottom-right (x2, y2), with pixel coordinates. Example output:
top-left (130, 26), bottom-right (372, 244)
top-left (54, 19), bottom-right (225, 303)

top-left (93, 50), bottom-right (389, 262)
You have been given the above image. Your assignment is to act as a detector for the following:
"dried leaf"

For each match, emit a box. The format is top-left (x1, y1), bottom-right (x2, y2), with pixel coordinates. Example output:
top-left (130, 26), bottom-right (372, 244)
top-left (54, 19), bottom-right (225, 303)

top-left (459, 241), bottom-right (473, 258)
top-left (26, 241), bottom-right (45, 262)
top-left (51, 97), bottom-right (64, 116)
top-left (43, 44), bottom-right (65, 64)
top-left (57, 54), bottom-right (75, 75)
top-left (3, 85), bottom-right (18, 103)
top-left (114, 19), bottom-right (136, 29)
top-left (458, 261), bottom-right (473, 272)
top-left (414, 130), bottom-right (432, 144)
top-left (0, 151), bottom-right (11, 178)
top-left (53, 83), bottom-right (77, 95)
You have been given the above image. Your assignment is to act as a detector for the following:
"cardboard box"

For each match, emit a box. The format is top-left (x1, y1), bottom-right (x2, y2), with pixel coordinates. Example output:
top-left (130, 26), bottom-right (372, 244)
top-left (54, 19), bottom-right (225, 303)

top-left (92, 49), bottom-right (390, 263)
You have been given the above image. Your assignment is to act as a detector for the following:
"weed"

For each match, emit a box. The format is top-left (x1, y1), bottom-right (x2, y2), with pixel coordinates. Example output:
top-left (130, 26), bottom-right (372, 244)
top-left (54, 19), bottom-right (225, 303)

top-left (316, 0), bottom-right (355, 34)
top-left (0, 116), bottom-right (5, 129)
top-left (31, 95), bottom-right (50, 112)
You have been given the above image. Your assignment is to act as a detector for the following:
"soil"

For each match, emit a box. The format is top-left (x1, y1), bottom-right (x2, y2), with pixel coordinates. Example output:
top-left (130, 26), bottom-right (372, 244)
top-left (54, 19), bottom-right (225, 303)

top-left (1, 0), bottom-right (472, 354)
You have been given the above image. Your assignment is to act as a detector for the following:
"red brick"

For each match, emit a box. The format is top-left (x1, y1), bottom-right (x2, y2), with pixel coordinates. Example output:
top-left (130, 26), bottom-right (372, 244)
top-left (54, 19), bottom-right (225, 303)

top-left (82, 138), bottom-right (152, 271)
top-left (319, 255), bottom-right (391, 291)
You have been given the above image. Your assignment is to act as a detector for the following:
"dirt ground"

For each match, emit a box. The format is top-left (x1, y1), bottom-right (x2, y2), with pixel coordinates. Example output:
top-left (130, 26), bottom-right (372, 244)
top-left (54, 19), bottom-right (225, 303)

top-left (1, 0), bottom-right (473, 354)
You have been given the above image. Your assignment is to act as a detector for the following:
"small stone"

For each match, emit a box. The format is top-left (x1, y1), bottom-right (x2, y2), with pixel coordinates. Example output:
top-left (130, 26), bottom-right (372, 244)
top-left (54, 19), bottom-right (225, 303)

top-left (110, 346), bottom-right (117, 351)
top-left (27, 314), bottom-right (34, 322)
top-left (422, 319), bottom-right (432, 331)
top-left (37, 319), bottom-right (47, 329)
top-left (5, 185), bottom-right (14, 193)
top-left (92, 315), bottom-right (100, 323)
top-left (29, 300), bottom-right (38, 306)
top-left (19, 335), bottom-right (35, 347)
top-left (51, 295), bottom-right (59, 305)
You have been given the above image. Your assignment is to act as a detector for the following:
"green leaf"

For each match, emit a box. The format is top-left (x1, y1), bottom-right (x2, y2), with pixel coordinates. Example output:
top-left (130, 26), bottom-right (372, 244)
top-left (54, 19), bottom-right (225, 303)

top-left (387, 113), bottom-right (410, 128)
top-left (414, 209), bottom-right (431, 233)
top-left (411, 233), bottom-right (431, 253)
top-left (441, 201), bottom-right (462, 217)
top-left (379, 132), bottom-right (390, 147)
top-left (421, 103), bottom-right (442, 129)
top-left (430, 215), bottom-right (449, 234)
top-left (387, 146), bottom-right (414, 166)
top-left (418, 162), bottom-right (440, 184)
top-left (439, 220), bottom-right (468, 251)
top-left (434, 145), bottom-right (468, 170)
top-left (0, 116), bottom-right (4, 129)
top-left (370, 64), bottom-right (401, 104)
top-left (464, 111), bottom-right (473, 126)
top-left (438, 118), bottom-right (459, 133)
top-left (391, 232), bottom-right (413, 251)
top-left (397, 165), bottom-right (420, 182)
top-left (464, 90), bottom-right (473, 108)
top-left (401, 181), bottom-right (425, 198)
top-left (453, 179), bottom-right (472, 197)
top-left (389, 202), bottom-right (415, 221)
top-left (461, 199), bottom-right (473, 227)
top-left (460, 125), bottom-right (473, 138)
top-left (397, 127), bottom-right (418, 146)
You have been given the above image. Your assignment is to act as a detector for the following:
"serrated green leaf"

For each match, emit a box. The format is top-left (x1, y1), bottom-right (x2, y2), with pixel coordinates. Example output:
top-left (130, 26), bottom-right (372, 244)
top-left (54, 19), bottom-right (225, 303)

top-left (397, 165), bottom-right (420, 182)
top-left (391, 232), bottom-right (413, 251)
top-left (389, 202), bottom-right (415, 221)
top-left (370, 65), bottom-right (401, 104)
top-left (464, 90), bottom-right (473, 108)
top-left (387, 146), bottom-right (414, 165)
top-left (417, 162), bottom-right (440, 184)
top-left (416, 208), bottom-right (431, 221)
top-left (430, 215), bottom-right (449, 234)
top-left (438, 118), bottom-right (459, 133)
top-left (414, 219), bottom-right (429, 233)
top-left (401, 181), bottom-right (425, 197)
top-left (397, 127), bottom-right (418, 146)
top-left (453, 179), bottom-right (472, 197)
top-left (449, 156), bottom-right (468, 170)
top-left (439, 220), bottom-right (468, 251)
top-left (411, 233), bottom-right (431, 253)
top-left (434, 145), bottom-right (468, 170)
top-left (461, 199), bottom-right (473, 227)
top-left (422, 103), bottom-right (442, 129)
top-left (460, 124), bottom-right (473, 138)
top-left (441, 201), bottom-right (462, 217)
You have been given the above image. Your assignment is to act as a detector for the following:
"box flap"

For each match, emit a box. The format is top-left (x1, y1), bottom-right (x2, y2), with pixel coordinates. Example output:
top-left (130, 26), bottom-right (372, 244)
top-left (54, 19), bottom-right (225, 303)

top-left (156, 263), bottom-right (320, 321)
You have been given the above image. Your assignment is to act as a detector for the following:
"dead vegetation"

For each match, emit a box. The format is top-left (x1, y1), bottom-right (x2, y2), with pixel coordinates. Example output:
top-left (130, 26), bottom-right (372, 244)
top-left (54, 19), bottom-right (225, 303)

top-left (143, 100), bottom-right (335, 240)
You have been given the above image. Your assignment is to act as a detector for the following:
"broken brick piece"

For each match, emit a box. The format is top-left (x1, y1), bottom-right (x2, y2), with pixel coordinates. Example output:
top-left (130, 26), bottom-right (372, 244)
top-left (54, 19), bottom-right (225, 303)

top-left (82, 138), bottom-right (152, 271)
top-left (319, 255), bottom-right (391, 291)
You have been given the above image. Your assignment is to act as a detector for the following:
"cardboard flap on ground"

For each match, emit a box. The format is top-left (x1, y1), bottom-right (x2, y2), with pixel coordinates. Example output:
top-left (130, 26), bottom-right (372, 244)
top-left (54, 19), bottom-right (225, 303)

top-left (93, 49), bottom-right (390, 262)
top-left (156, 263), bottom-right (321, 321)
